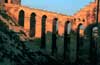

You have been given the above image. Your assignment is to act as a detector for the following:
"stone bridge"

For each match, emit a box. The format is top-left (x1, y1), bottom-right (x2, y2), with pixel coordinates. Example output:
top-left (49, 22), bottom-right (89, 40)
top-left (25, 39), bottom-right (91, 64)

top-left (4, 3), bottom-right (72, 38)
top-left (2, 0), bottom-right (100, 38)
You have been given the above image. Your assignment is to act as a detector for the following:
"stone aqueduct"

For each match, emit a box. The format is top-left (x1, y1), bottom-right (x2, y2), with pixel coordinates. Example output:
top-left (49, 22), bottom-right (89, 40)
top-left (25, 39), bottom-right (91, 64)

top-left (0, 0), bottom-right (100, 37)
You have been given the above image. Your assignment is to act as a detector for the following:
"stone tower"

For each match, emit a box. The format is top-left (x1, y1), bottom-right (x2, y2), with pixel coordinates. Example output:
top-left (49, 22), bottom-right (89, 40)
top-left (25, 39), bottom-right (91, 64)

top-left (0, 0), bottom-right (21, 5)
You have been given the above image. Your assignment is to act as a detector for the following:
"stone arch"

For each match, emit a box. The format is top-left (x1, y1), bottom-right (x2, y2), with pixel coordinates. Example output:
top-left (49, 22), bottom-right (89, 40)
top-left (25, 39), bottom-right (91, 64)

top-left (41, 15), bottom-right (47, 49)
top-left (51, 18), bottom-right (58, 55)
top-left (76, 23), bottom-right (84, 38)
top-left (18, 10), bottom-right (25, 27)
top-left (76, 23), bottom-right (84, 64)
top-left (63, 21), bottom-right (71, 63)
top-left (65, 21), bottom-right (71, 34)
top-left (52, 18), bottom-right (58, 32)
top-left (29, 13), bottom-right (36, 37)
top-left (41, 15), bottom-right (47, 31)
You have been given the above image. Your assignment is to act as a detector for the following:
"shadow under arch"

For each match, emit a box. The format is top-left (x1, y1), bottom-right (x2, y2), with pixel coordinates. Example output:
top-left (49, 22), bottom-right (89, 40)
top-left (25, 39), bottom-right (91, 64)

top-left (40, 15), bottom-right (47, 49)
top-left (29, 13), bottom-right (36, 37)
top-left (18, 10), bottom-right (25, 27)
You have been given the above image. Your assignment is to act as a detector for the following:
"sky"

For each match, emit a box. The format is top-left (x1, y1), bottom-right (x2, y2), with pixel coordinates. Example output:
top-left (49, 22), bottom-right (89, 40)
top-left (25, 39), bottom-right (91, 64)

top-left (21, 0), bottom-right (94, 15)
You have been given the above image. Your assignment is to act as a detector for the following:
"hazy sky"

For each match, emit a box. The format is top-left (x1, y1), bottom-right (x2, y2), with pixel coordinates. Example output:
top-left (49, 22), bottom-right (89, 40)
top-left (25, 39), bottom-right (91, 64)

top-left (21, 0), bottom-right (94, 15)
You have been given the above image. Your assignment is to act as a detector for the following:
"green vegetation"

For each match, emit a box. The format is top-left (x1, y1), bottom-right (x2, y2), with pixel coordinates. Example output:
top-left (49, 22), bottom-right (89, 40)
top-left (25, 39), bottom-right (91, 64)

top-left (0, 10), bottom-right (63, 65)
top-left (0, 19), bottom-right (63, 65)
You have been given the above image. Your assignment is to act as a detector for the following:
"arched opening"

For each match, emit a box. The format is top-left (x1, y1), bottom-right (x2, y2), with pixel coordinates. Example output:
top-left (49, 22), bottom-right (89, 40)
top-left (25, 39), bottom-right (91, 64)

top-left (18, 10), bottom-right (25, 27)
top-left (63, 21), bottom-right (71, 63)
top-left (52, 18), bottom-right (58, 55)
top-left (83, 19), bottom-right (85, 22)
top-left (79, 24), bottom-right (84, 36)
top-left (78, 18), bottom-right (81, 21)
top-left (66, 21), bottom-right (71, 34)
top-left (41, 15), bottom-right (47, 34)
top-left (76, 23), bottom-right (84, 64)
top-left (41, 15), bottom-right (47, 49)
top-left (5, 0), bottom-right (8, 3)
top-left (29, 13), bottom-right (36, 37)
top-left (52, 18), bottom-right (58, 33)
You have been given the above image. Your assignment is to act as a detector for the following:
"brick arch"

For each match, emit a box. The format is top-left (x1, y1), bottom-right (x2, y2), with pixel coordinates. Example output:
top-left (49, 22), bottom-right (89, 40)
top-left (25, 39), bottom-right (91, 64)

top-left (77, 23), bottom-right (84, 36)
top-left (18, 10), bottom-right (25, 27)
top-left (41, 15), bottom-right (47, 33)
top-left (77, 23), bottom-right (83, 30)
top-left (42, 15), bottom-right (47, 18)
top-left (29, 12), bottom-right (36, 37)
top-left (65, 21), bottom-right (71, 34)
top-left (78, 23), bottom-right (84, 30)
top-left (76, 23), bottom-right (84, 63)
top-left (63, 20), bottom-right (71, 61)
top-left (52, 18), bottom-right (58, 32)
top-left (52, 18), bottom-right (58, 55)
top-left (41, 15), bottom-right (47, 49)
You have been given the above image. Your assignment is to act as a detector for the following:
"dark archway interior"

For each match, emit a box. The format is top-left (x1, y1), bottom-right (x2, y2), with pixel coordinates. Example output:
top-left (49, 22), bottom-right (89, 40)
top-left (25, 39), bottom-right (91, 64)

top-left (65, 21), bottom-right (71, 34)
top-left (40, 15), bottom-right (47, 49)
top-left (41, 15), bottom-right (47, 33)
top-left (76, 23), bottom-right (84, 64)
top-left (52, 18), bottom-right (58, 55)
top-left (18, 10), bottom-right (24, 27)
top-left (5, 0), bottom-right (8, 3)
top-left (63, 21), bottom-right (71, 62)
top-left (30, 13), bottom-right (36, 37)
top-left (52, 18), bottom-right (58, 33)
